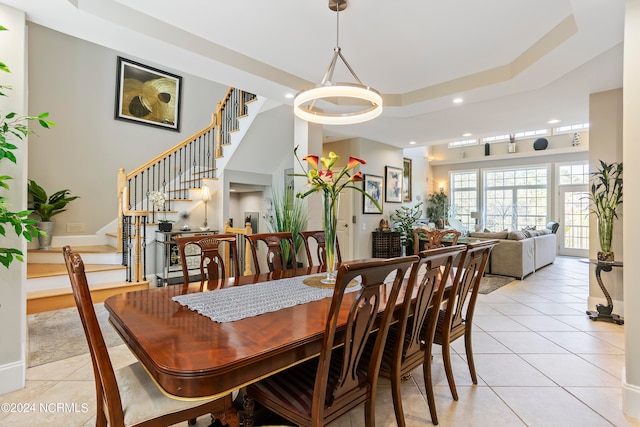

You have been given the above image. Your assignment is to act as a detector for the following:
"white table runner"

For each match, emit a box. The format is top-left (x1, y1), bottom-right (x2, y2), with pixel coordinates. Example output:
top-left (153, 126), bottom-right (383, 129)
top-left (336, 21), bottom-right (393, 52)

top-left (172, 273), bottom-right (362, 323)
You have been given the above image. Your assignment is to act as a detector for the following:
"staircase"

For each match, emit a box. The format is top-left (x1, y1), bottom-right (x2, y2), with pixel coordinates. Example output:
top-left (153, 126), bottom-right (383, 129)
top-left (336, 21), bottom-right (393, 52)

top-left (26, 88), bottom-right (263, 313)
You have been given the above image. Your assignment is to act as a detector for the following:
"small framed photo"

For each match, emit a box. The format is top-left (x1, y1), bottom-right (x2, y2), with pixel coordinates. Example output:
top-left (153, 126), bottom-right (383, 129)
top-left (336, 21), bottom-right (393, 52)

top-left (403, 158), bottom-right (412, 202)
top-left (115, 56), bottom-right (182, 131)
top-left (385, 166), bottom-right (403, 203)
top-left (363, 174), bottom-right (384, 214)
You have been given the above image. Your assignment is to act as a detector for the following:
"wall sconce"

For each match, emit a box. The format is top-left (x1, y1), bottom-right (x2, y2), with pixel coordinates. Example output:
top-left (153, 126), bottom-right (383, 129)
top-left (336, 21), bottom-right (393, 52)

top-left (200, 184), bottom-right (212, 231)
top-left (438, 182), bottom-right (445, 192)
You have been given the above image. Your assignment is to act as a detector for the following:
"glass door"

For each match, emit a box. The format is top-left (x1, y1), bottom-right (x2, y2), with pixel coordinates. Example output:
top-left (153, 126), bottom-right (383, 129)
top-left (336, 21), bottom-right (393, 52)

top-left (558, 186), bottom-right (589, 257)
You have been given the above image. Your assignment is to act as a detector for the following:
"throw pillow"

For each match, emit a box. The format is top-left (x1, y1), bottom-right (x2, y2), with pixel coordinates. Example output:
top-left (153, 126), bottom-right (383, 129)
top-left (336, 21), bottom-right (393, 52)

top-left (509, 231), bottom-right (528, 240)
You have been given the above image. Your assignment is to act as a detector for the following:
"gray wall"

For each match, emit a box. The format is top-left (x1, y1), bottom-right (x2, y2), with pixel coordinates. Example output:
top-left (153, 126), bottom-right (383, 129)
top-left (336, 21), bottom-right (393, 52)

top-left (26, 23), bottom-right (229, 238)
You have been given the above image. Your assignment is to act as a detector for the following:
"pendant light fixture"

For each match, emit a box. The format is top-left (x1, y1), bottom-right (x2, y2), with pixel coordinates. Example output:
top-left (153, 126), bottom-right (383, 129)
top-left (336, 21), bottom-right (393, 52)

top-left (293, 0), bottom-right (382, 125)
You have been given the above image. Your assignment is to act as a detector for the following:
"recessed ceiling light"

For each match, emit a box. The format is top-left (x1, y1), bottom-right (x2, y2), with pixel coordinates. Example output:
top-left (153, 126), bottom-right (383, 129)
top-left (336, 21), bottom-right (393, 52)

top-left (462, 133), bottom-right (472, 137)
top-left (409, 141), bottom-right (416, 145)
top-left (453, 98), bottom-right (463, 104)
top-left (285, 93), bottom-right (294, 99)
top-left (547, 119), bottom-right (561, 124)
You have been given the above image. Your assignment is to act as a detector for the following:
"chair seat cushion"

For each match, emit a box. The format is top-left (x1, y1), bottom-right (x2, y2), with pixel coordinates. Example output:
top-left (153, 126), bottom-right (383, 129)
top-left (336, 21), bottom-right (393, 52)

top-left (116, 362), bottom-right (215, 426)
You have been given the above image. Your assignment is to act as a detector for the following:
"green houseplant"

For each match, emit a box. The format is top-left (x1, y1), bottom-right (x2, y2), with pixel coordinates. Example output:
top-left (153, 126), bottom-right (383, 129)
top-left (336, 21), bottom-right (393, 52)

top-left (27, 179), bottom-right (78, 249)
top-left (391, 202), bottom-right (423, 254)
top-left (588, 160), bottom-right (623, 263)
top-left (0, 25), bottom-right (55, 266)
top-left (265, 187), bottom-right (308, 267)
top-left (426, 191), bottom-right (448, 229)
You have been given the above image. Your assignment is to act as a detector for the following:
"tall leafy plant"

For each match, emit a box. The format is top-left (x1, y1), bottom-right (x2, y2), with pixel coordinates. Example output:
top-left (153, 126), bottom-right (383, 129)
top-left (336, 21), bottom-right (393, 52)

top-left (588, 160), bottom-right (622, 259)
top-left (0, 25), bottom-right (54, 268)
top-left (391, 202), bottom-right (423, 251)
top-left (265, 187), bottom-right (308, 265)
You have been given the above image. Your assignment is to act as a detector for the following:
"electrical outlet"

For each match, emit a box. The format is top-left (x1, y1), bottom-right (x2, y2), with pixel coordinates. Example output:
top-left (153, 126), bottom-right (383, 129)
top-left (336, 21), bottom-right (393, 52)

top-left (362, 223), bottom-right (366, 231)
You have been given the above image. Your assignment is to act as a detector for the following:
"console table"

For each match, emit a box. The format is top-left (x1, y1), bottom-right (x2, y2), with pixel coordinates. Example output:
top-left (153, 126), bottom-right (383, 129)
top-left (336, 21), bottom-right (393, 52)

top-left (155, 230), bottom-right (218, 286)
top-left (581, 259), bottom-right (624, 325)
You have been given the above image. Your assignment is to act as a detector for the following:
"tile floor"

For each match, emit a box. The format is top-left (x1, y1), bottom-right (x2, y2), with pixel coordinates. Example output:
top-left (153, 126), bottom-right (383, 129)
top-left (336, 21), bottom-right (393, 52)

top-left (1, 256), bottom-right (638, 426)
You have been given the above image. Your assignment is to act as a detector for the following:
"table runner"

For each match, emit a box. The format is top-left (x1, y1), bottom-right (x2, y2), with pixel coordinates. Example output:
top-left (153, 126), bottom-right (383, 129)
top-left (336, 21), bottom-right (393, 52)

top-left (172, 273), bottom-right (362, 323)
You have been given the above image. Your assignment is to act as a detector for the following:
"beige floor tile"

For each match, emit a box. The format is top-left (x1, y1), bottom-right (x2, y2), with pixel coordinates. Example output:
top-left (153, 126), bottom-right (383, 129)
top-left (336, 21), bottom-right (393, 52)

top-left (473, 315), bottom-right (531, 332)
top-left (473, 303), bottom-right (503, 315)
top-left (521, 354), bottom-right (621, 387)
top-left (450, 330), bottom-right (512, 354)
top-left (487, 331), bottom-right (569, 353)
top-left (567, 386), bottom-right (640, 426)
top-left (25, 353), bottom-right (92, 381)
top-left (578, 354), bottom-right (626, 380)
top-left (473, 354), bottom-right (556, 387)
top-left (523, 301), bottom-right (586, 315)
top-left (539, 331), bottom-right (624, 354)
top-left (587, 330), bottom-right (625, 350)
top-left (510, 315), bottom-right (580, 331)
top-left (485, 302), bottom-right (544, 315)
top-left (552, 314), bottom-right (624, 332)
top-left (492, 386), bottom-right (613, 426)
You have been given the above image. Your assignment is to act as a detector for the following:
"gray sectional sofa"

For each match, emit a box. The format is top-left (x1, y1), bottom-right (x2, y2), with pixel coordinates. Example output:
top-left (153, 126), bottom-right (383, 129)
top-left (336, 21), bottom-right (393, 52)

top-left (468, 227), bottom-right (557, 279)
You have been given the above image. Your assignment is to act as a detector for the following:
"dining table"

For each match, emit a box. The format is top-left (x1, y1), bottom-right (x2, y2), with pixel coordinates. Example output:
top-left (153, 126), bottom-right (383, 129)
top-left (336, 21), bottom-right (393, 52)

top-left (103, 261), bottom-right (450, 426)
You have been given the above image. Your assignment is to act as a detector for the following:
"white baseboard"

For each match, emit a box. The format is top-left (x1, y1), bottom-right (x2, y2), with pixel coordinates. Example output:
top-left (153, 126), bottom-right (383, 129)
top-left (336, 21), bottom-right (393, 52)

top-left (623, 368), bottom-right (640, 421)
top-left (0, 360), bottom-right (25, 395)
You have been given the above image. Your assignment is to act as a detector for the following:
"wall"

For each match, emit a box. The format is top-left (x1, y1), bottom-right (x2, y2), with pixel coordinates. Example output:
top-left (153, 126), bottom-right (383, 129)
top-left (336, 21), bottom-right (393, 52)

top-left (588, 89), bottom-right (623, 310)
top-left (26, 23), bottom-right (229, 240)
top-left (0, 4), bottom-right (27, 394)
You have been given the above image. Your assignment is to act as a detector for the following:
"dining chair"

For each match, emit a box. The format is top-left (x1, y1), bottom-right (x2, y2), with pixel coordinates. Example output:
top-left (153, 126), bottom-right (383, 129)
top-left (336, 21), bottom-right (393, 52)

top-left (299, 230), bottom-right (342, 267)
top-left (378, 244), bottom-right (467, 426)
top-left (246, 232), bottom-right (297, 274)
top-left (413, 228), bottom-right (461, 253)
top-left (174, 233), bottom-right (239, 291)
top-left (246, 255), bottom-right (419, 427)
top-left (430, 239), bottom-right (498, 401)
top-left (62, 246), bottom-right (228, 427)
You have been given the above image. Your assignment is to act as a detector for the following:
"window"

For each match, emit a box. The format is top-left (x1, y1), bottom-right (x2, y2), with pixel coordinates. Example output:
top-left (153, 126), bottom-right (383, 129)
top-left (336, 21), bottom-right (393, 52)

top-left (554, 123), bottom-right (589, 135)
top-left (448, 139), bottom-right (478, 149)
top-left (450, 170), bottom-right (478, 231)
top-left (558, 163), bottom-right (589, 185)
top-left (558, 162), bottom-right (590, 252)
top-left (484, 166), bottom-right (548, 231)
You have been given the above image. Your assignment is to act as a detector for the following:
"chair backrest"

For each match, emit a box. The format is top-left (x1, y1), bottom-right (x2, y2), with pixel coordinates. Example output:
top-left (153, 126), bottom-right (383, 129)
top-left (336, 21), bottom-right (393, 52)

top-left (224, 220), bottom-right (253, 275)
top-left (445, 240), bottom-right (498, 333)
top-left (299, 230), bottom-right (342, 267)
top-left (413, 228), bottom-right (461, 253)
top-left (311, 255), bottom-right (418, 423)
top-left (246, 232), bottom-right (297, 274)
top-left (396, 245), bottom-right (467, 365)
top-left (62, 246), bottom-right (125, 425)
top-left (174, 234), bottom-right (239, 291)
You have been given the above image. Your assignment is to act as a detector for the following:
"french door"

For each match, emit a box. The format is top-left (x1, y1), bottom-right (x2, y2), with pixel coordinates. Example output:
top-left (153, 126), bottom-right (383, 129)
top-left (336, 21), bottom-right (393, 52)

top-left (558, 186), bottom-right (589, 257)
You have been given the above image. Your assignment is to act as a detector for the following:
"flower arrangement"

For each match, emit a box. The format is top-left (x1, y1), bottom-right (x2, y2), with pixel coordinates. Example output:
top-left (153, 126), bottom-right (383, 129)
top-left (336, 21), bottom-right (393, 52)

top-left (148, 191), bottom-right (172, 224)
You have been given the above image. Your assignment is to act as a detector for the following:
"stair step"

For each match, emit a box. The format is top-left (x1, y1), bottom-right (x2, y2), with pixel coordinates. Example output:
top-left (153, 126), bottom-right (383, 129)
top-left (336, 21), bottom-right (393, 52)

top-left (27, 280), bottom-right (150, 314)
top-left (27, 263), bottom-right (124, 279)
top-left (28, 245), bottom-right (120, 264)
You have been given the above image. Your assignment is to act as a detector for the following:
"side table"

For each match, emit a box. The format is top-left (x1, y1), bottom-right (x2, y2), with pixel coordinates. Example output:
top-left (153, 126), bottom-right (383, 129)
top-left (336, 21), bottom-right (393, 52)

top-left (580, 259), bottom-right (624, 325)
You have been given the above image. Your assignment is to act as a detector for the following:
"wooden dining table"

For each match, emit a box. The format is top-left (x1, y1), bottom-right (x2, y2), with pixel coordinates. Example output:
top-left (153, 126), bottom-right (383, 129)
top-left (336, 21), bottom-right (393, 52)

top-left (104, 264), bottom-right (421, 400)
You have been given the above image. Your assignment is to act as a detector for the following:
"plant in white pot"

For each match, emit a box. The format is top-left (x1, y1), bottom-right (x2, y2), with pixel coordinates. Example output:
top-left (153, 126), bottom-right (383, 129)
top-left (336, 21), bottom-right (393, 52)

top-left (27, 180), bottom-right (78, 249)
top-left (588, 160), bottom-right (622, 263)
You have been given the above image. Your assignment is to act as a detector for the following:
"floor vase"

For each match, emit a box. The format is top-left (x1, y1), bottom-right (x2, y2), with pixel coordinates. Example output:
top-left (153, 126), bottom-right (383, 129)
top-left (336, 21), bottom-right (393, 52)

top-left (322, 191), bottom-right (340, 284)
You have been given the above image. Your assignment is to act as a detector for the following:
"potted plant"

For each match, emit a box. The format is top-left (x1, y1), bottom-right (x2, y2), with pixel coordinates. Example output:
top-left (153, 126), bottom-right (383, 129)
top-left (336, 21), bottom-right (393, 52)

top-left (426, 191), bottom-right (448, 229)
top-left (27, 180), bottom-right (78, 249)
top-left (148, 190), bottom-right (173, 231)
top-left (391, 202), bottom-right (423, 255)
top-left (265, 187), bottom-right (308, 267)
top-left (588, 160), bottom-right (623, 263)
top-left (0, 25), bottom-right (55, 266)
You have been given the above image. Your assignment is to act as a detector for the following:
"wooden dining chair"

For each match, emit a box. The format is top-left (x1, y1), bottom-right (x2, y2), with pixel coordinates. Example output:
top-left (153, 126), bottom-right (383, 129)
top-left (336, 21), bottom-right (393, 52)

top-left (430, 239), bottom-right (498, 401)
top-left (174, 233), bottom-right (239, 291)
top-left (378, 244), bottom-right (467, 426)
top-left (246, 255), bottom-right (419, 427)
top-left (246, 232), bottom-right (297, 274)
top-left (62, 246), bottom-right (228, 427)
top-left (299, 230), bottom-right (342, 267)
top-left (413, 228), bottom-right (461, 253)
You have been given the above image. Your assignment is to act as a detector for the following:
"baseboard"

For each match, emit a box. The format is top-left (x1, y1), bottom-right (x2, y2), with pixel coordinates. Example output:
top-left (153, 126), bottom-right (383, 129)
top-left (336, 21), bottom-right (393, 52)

top-left (27, 281), bottom-right (150, 314)
top-left (623, 368), bottom-right (640, 420)
top-left (0, 360), bottom-right (25, 395)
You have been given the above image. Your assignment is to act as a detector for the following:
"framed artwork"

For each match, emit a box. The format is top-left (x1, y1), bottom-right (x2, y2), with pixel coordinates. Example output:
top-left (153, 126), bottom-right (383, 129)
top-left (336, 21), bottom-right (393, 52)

top-left (403, 158), bottom-right (412, 202)
top-left (385, 166), bottom-right (403, 203)
top-left (363, 174), bottom-right (384, 214)
top-left (115, 56), bottom-right (182, 131)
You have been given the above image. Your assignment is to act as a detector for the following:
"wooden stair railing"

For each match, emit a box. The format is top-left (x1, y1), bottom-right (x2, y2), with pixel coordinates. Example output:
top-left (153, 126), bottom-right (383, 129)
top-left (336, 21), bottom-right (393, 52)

top-left (224, 220), bottom-right (253, 276)
top-left (117, 88), bottom-right (256, 282)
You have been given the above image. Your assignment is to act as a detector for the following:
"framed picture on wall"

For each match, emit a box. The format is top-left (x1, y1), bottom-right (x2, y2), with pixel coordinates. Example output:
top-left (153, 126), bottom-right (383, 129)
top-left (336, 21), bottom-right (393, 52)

top-left (403, 158), bottom-right (412, 202)
top-left (385, 166), bottom-right (403, 203)
top-left (115, 56), bottom-right (182, 131)
top-left (363, 174), bottom-right (384, 214)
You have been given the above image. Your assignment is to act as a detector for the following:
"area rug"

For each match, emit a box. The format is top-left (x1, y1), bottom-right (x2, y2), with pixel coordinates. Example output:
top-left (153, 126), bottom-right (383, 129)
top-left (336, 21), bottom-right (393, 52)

top-left (479, 274), bottom-right (516, 294)
top-left (27, 303), bottom-right (123, 367)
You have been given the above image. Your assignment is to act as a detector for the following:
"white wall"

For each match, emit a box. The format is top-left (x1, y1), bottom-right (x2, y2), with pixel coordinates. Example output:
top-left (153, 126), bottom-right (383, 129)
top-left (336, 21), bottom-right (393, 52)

top-left (0, 4), bottom-right (27, 394)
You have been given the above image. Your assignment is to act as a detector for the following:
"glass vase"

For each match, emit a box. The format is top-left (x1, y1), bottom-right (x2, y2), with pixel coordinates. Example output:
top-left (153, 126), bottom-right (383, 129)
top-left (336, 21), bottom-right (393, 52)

top-left (597, 216), bottom-right (615, 263)
top-left (322, 191), bottom-right (340, 285)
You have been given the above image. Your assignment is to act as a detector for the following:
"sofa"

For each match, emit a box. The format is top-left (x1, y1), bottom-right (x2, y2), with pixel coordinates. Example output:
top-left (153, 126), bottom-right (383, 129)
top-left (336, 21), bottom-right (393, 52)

top-left (468, 225), bottom-right (557, 279)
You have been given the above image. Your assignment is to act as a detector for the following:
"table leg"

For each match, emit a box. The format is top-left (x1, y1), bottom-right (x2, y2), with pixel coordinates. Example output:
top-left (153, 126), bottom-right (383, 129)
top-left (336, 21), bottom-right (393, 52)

top-left (585, 264), bottom-right (624, 325)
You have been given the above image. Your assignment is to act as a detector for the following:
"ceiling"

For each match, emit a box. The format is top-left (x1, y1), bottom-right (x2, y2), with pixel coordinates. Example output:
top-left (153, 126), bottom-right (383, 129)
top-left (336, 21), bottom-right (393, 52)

top-left (3, 0), bottom-right (625, 148)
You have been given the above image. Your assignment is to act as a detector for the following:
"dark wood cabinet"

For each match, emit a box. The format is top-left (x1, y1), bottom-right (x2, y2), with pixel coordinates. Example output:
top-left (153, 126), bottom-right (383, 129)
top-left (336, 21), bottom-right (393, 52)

top-left (372, 231), bottom-right (401, 258)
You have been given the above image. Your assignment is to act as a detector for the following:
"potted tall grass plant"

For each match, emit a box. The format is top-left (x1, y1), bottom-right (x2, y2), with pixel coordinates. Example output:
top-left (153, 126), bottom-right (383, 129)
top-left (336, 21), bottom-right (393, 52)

top-left (588, 160), bottom-right (622, 263)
